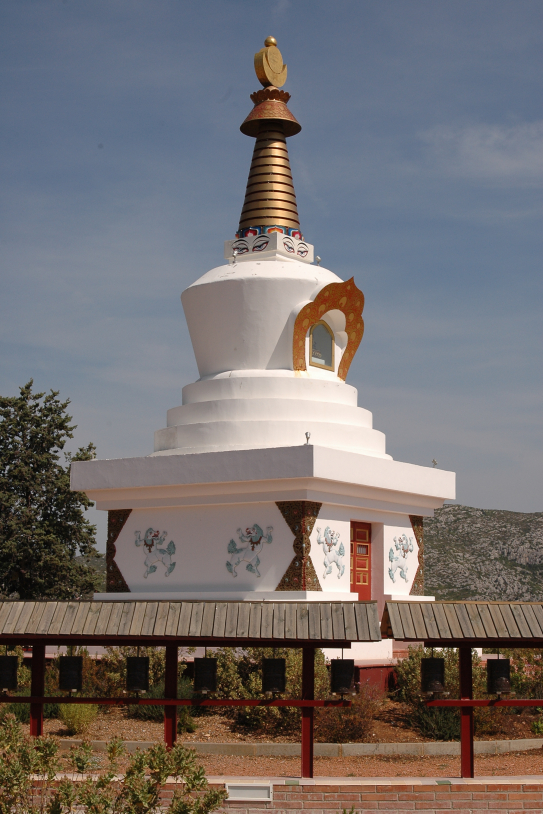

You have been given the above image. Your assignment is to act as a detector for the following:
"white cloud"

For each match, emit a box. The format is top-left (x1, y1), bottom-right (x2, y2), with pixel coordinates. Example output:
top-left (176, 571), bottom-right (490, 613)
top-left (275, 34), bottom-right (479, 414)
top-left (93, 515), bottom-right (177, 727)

top-left (420, 121), bottom-right (543, 185)
top-left (272, 0), bottom-right (291, 16)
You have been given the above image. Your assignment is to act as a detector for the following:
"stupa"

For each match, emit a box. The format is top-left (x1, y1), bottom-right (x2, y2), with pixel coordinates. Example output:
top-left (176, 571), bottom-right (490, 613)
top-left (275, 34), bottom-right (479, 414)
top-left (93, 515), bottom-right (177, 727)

top-left (71, 37), bottom-right (455, 660)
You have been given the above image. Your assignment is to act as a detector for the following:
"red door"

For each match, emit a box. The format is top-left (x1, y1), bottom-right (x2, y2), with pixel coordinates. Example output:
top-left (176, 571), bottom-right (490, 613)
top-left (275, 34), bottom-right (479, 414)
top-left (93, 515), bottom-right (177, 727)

top-left (350, 521), bottom-right (371, 600)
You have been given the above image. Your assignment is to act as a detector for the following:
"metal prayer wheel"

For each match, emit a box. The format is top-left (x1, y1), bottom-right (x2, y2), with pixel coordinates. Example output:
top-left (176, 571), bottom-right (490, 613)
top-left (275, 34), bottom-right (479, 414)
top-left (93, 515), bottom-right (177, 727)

top-left (126, 656), bottom-right (150, 693)
top-left (194, 657), bottom-right (217, 694)
top-left (58, 656), bottom-right (83, 692)
top-left (262, 658), bottom-right (286, 695)
top-left (420, 657), bottom-right (445, 695)
top-left (0, 655), bottom-right (18, 691)
top-left (487, 658), bottom-right (511, 695)
top-left (330, 659), bottom-right (354, 695)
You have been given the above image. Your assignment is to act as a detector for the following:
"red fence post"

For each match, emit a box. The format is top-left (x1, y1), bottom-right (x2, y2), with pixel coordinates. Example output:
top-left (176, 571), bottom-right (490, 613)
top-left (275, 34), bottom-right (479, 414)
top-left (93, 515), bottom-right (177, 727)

top-left (459, 645), bottom-right (474, 778)
top-left (164, 645), bottom-right (178, 749)
top-left (30, 643), bottom-right (45, 737)
top-left (301, 646), bottom-right (315, 778)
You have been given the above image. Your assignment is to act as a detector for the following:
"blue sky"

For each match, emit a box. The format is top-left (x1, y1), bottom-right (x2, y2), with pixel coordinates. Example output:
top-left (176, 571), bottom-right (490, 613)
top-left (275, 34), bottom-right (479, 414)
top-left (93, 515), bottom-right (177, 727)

top-left (2, 0), bottom-right (542, 549)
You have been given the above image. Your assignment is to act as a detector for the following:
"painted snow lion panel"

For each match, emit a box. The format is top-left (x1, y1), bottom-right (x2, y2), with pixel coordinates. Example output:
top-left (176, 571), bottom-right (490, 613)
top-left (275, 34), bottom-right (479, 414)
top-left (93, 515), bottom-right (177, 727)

top-left (135, 528), bottom-right (176, 578)
top-left (316, 526), bottom-right (345, 580)
top-left (226, 524), bottom-right (273, 578)
top-left (383, 524), bottom-right (419, 593)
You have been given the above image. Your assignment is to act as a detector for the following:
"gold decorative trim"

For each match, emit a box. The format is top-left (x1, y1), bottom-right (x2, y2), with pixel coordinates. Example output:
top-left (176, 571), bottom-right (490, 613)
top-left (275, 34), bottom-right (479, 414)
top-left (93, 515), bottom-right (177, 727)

top-left (409, 515), bottom-right (424, 596)
top-left (250, 87), bottom-right (291, 105)
top-left (275, 501), bottom-right (322, 591)
top-left (309, 320), bottom-right (335, 372)
top-left (293, 278), bottom-right (365, 381)
top-left (106, 509), bottom-right (132, 593)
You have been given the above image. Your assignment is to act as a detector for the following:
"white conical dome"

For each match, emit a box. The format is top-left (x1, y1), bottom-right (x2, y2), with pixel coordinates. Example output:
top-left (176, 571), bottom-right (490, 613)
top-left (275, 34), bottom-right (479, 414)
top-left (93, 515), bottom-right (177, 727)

top-left (152, 37), bottom-right (388, 460)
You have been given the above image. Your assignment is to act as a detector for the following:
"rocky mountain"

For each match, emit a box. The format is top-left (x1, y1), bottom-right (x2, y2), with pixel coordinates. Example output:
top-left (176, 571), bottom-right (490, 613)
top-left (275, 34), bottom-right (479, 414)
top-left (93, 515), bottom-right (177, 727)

top-left (424, 505), bottom-right (543, 602)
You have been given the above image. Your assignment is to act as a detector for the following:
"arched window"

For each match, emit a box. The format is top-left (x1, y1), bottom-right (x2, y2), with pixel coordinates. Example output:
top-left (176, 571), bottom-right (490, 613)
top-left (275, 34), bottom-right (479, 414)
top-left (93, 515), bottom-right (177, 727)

top-left (309, 321), bottom-right (334, 371)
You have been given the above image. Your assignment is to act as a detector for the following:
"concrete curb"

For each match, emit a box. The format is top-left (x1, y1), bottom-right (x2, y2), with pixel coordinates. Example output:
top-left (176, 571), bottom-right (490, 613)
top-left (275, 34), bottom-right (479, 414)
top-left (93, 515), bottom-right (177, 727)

top-left (58, 738), bottom-right (543, 757)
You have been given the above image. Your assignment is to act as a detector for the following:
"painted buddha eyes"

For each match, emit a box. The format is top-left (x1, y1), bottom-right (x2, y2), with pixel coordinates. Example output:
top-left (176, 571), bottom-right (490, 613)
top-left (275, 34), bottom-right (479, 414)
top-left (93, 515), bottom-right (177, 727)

top-left (282, 238), bottom-right (295, 253)
top-left (232, 239), bottom-right (249, 255)
top-left (252, 237), bottom-right (270, 252)
top-left (230, 235), bottom-right (309, 259)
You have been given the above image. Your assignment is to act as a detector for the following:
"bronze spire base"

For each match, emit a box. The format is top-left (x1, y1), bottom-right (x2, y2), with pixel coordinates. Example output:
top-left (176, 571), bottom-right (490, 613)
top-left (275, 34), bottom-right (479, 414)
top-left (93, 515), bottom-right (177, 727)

top-left (238, 122), bottom-right (300, 232)
top-left (240, 86), bottom-right (301, 138)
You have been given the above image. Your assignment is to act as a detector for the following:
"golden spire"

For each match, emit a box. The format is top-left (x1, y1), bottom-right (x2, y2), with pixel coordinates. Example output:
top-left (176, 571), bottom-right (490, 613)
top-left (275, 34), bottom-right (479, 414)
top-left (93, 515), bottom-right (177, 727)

top-left (237, 38), bottom-right (302, 239)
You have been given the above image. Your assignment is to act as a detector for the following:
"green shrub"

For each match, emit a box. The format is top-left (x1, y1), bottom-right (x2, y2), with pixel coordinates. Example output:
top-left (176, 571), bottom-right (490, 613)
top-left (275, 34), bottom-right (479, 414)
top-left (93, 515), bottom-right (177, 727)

top-left (1, 694), bottom-right (59, 723)
top-left (59, 703), bottom-right (98, 735)
top-left (485, 648), bottom-right (543, 699)
top-left (0, 714), bottom-right (225, 814)
top-left (413, 703), bottom-right (461, 741)
top-left (0, 715), bottom-right (62, 813)
top-left (315, 686), bottom-right (380, 742)
top-left (394, 645), bottom-right (500, 740)
top-left (100, 645), bottom-right (174, 697)
top-left (3, 700), bottom-right (30, 724)
top-left (220, 647), bottom-right (330, 735)
top-left (128, 676), bottom-right (196, 733)
top-left (531, 718), bottom-right (543, 735)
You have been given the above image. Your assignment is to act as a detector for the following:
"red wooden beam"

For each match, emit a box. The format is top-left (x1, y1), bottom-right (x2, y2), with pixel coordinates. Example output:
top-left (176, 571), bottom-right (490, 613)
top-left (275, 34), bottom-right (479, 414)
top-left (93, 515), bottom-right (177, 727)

top-left (427, 698), bottom-right (543, 707)
top-left (0, 696), bottom-right (351, 707)
top-left (301, 646), bottom-right (315, 779)
top-left (459, 645), bottom-right (474, 779)
top-left (29, 644), bottom-right (45, 737)
top-left (0, 635), bottom-right (347, 649)
top-left (164, 645), bottom-right (177, 749)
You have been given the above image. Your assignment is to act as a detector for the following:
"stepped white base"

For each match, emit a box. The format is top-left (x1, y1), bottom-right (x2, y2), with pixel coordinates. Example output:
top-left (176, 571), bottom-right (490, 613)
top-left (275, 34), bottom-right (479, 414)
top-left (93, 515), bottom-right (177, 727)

top-left (94, 590), bottom-right (361, 602)
top-left (154, 373), bottom-right (389, 458)
top-left (324, 640), bottom-right (394, 661)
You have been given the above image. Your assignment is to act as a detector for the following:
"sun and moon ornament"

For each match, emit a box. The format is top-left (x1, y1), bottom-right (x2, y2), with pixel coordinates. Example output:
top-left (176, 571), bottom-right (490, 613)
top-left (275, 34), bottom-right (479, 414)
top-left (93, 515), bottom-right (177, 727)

top-left (254, 36), bottom-right (288, 88)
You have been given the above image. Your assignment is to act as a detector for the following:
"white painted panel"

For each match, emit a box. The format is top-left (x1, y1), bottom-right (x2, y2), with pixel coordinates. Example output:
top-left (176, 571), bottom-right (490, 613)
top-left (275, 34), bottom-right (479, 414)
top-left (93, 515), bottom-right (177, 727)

top-left (114, 503), bottom-right (294, 594)
top-left (382, 523), bottom-right (419, 596)
top-left (308, 506), bottom-right (353, 594)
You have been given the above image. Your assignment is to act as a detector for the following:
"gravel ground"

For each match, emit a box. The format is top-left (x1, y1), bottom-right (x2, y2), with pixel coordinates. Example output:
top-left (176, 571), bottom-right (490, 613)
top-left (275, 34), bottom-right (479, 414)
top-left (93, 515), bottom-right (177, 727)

top-left (196, 750), bottom-right (543, 778)
top-left (23, 706), bottom-right (543, 778)
top-left (54, 746), bottom-right (543, 779)
top-left (26, 701), bottom-right (541, 744)
top-left (25, 710), bottom-right (280, 743)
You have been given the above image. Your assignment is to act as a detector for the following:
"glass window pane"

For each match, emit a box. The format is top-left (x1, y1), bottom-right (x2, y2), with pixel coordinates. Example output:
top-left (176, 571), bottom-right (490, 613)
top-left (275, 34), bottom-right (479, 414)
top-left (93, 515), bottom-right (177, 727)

top-left (310, 323), bottom-right (333, 368)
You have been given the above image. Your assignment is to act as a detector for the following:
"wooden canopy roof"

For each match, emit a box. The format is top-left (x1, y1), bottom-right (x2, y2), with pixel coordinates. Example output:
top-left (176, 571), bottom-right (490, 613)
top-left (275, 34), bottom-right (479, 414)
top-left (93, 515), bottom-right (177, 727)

top-left (0, 600), bottom-right (381, 647)
top-left (382, 600), bottom-right (543, 647)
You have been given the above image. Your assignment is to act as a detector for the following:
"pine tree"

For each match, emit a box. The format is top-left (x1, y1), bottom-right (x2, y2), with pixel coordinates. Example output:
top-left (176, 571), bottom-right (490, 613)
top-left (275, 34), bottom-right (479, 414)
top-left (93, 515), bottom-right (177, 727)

top-left (0, 381), bottom-right (102, 599)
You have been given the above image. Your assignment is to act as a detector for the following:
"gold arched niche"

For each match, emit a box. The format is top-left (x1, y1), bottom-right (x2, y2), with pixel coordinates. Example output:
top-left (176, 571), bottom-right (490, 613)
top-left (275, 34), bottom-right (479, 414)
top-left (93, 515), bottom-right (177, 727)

top-left (292, 278), bottom-right (365, 380)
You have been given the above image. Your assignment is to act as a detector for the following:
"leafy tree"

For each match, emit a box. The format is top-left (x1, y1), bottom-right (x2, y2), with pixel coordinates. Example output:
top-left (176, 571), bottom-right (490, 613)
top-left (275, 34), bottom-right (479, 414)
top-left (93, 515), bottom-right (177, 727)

top-left (0, 380), bottom-right (102, 599)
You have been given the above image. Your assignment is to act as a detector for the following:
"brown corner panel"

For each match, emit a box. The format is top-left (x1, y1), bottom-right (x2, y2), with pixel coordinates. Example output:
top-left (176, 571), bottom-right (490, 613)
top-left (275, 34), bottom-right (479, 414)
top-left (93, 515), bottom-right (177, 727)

top-left (275, 501), bottom-right (322, 591)
top-left (409, 514), bottom-right (424, 596)
top-left (106, 509), bottom-right (132, 593)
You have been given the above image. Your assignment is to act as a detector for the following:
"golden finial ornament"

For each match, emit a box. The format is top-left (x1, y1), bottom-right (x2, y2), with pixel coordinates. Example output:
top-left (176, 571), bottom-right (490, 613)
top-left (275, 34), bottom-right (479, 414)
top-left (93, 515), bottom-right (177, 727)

top-left (254, 36), bottom-right (287, 88)
top-left (237, 37), bottom-right (302, 237)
